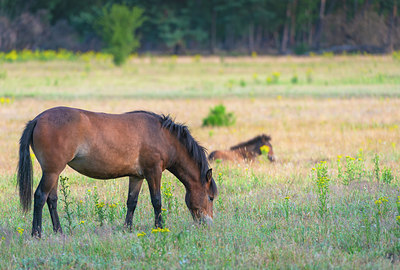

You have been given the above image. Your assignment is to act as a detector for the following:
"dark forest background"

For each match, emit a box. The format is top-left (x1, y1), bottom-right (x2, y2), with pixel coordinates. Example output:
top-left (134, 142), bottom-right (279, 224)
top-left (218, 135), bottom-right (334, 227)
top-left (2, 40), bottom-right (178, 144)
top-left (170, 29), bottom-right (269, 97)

top-left (0, 0), bottom-right (398, 55)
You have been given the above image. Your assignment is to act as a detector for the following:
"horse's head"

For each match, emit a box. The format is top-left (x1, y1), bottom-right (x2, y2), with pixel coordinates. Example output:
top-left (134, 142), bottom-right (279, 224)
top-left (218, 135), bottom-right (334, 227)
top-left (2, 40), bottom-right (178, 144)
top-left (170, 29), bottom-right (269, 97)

top-left (185, 168), bottom-right (217, 225)
top-left (259, 134), bottom-right (276, 162)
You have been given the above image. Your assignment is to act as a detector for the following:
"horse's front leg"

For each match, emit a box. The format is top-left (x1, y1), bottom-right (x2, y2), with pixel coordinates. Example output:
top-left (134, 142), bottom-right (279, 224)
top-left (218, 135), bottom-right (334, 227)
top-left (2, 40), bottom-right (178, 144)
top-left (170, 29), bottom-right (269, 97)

top-left (124, 176), bottom-right (144, 229)
top-left (145, 169), bottom-right (163, 228)
top-left (32, 172), bottom-right (59, 238)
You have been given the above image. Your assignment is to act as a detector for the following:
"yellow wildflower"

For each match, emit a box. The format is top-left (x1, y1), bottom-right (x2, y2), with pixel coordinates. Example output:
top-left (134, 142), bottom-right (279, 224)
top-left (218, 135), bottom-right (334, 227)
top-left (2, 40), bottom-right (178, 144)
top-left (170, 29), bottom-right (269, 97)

top-left (17, 227), bottom-right (24, 235)
top-left (151, 228), bottom-right (170, 234)
top-left (137, 232), bottom-right (146, 237)
top-left (80, 220), bottom-right (85, 225)
top-left (260, 145), bottom-right (270, 154)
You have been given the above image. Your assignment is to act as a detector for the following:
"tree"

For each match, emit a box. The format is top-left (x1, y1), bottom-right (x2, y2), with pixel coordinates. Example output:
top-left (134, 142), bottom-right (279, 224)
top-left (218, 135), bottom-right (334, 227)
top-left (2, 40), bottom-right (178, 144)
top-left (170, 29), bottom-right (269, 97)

top-left (96, 4), bottom-right (145, 66)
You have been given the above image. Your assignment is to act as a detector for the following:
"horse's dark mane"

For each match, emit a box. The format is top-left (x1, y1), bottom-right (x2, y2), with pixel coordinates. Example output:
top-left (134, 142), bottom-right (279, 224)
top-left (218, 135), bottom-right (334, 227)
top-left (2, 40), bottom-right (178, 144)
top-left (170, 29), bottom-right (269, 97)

top-left (127, 110), bottom-right (210, 184)
top-left (230, 134), bottom-right (271, 150)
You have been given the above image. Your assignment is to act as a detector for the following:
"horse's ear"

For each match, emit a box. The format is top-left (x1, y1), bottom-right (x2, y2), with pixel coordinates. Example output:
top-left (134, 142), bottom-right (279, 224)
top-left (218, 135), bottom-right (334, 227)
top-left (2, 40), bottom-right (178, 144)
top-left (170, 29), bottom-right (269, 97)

top-left (206, 168), bottom-right (212, 182)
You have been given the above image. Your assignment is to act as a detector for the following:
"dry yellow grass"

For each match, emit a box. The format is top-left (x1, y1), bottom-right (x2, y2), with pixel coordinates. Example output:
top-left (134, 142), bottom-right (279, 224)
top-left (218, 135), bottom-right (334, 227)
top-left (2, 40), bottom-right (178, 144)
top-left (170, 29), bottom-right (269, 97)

top-left (1, 97), bottom-right (399, 177)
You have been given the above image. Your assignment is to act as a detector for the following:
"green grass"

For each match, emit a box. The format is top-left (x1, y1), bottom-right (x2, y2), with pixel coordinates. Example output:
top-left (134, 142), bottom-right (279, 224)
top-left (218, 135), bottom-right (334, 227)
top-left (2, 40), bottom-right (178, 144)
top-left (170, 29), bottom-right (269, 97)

top-left (1, 55), bottom-right (400, 99)
top-left (0, 155), bottom-right (399, 268)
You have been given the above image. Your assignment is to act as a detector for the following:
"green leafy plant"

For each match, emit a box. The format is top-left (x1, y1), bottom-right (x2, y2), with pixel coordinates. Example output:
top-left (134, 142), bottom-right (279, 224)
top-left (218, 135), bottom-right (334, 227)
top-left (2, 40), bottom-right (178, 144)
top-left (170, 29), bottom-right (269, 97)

top-left (374, 196), bottom-right (389, 241)
top-left (108, 202), bottom-right (118, 223)
top-left (339, 152), bottom-right (366, 185)
top-left (282, 196), bottom-right (290, 221)
top-left (373, 153), bottom-right (380, 183)
top-left (96, 4), bottom-right (145, 66)
top-left (291, 74), bottom-right (298, 84)
top-left (59, 176), bottom-right (76, 235)
top-left (161, 180), bottom-right (177, 215)
top-left (93, 186), bottom-right (106, 226)
top-left (382, 167), bottom-right (394, 184)
top-left (312, 161), bottom-right (330, 218)
top-left (202, 104), bottom-right (235, 127)
top-left (396, 196), bottom-right (400, 236)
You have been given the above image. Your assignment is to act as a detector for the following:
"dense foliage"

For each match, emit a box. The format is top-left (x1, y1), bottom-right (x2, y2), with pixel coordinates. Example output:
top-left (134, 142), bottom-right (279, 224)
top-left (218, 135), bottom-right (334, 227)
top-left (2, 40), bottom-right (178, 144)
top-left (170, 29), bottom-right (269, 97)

top-left (202, 104), bottom-right (236, 127)
top-left (95, 4), bottom-right (144, 65)
top-left (0, 0), bottom-right (398, 54)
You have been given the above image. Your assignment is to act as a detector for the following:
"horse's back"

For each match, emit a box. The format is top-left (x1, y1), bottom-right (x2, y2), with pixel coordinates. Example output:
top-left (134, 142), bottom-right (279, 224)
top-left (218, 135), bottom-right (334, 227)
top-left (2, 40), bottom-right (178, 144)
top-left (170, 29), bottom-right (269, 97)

top-left (31, 107), bottom-right (166, 178)
top-left (208, 150), bottom-right (237, 161)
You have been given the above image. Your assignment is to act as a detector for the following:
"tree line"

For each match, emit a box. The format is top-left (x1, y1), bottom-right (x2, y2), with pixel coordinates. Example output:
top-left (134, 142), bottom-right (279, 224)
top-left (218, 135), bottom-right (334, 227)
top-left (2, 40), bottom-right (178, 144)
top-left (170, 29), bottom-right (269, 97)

top-left (0, 0), bottom-right (398, 55)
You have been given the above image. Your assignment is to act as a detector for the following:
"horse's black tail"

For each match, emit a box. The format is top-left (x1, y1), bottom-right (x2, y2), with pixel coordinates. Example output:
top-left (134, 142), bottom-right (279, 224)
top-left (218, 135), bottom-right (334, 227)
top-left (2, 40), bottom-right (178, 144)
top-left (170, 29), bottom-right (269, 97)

top-left (18, 119), bottom-right (37, 212)
top-left (208, 151), bottom-right (217, 161)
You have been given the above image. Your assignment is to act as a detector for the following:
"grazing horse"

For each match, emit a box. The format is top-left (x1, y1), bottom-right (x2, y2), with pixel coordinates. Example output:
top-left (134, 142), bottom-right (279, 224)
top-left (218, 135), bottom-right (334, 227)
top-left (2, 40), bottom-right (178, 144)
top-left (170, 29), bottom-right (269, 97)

top-left (208, 134), bottom-right (275, 162)
top-left (18, 107), bottom-right (217, 237)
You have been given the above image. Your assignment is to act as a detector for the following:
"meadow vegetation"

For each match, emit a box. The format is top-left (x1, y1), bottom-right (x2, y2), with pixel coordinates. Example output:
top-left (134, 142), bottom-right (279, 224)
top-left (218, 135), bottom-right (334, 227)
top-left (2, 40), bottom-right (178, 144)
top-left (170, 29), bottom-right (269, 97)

top-left (0, 54), bottom-right (399, 268)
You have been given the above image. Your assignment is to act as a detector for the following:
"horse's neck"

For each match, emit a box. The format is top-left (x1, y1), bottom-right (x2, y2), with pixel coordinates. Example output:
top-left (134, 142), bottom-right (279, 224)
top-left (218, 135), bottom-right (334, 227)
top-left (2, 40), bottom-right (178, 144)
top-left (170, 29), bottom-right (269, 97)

top-left (167, 145), bottom-right (201, 189)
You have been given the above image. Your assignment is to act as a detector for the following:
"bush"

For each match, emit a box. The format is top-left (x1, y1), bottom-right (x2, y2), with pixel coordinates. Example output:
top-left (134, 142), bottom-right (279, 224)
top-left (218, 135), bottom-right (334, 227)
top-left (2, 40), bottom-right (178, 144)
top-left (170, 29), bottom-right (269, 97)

top-left (202, 104), bottom-right (235, 127)
top-left (293, 43), bottom-right (309, 55)
top-left (96, 4), bottom-right (145, 66)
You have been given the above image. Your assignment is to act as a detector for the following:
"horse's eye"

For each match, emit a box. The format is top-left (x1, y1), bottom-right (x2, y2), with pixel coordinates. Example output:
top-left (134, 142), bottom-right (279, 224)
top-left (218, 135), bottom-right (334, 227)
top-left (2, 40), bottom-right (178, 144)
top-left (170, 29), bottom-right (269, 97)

top-left (209, 196), bottom-right (214, 202)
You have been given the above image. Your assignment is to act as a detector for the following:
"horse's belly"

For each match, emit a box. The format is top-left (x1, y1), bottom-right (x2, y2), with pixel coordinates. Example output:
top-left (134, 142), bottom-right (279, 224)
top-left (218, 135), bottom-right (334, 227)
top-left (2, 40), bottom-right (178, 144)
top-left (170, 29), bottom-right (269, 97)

top-left (68, 156), bottom-right (143, 179)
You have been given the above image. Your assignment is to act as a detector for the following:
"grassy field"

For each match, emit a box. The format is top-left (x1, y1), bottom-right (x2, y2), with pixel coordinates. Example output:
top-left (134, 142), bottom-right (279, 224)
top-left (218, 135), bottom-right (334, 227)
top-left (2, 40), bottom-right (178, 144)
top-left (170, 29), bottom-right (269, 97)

top-left (0, 55), bottom-right (400, 269)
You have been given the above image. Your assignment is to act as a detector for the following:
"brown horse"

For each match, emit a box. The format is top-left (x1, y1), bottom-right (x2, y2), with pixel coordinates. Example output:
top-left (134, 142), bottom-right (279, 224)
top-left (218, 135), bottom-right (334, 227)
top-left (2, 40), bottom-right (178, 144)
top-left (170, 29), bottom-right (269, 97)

top-left (18, 107), bottom-right (217, 237)
top-left (208, 134), bottom-right (275, 162)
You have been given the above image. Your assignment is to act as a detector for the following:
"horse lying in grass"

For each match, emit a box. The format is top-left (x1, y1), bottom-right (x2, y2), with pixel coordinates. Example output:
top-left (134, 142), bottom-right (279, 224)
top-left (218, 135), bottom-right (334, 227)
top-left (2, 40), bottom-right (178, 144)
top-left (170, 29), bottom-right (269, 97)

top-left (208, 134), bottom-right (275, 162)
top-left (18, 107), bottom-right (217, 237)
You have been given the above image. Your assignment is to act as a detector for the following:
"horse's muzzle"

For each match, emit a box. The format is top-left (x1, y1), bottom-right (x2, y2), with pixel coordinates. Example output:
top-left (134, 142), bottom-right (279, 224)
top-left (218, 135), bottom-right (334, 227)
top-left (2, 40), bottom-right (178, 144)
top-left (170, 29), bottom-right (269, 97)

top-left (191, 210), bottom-right (214, 225)
top-left (200, 215), bottom-right (213, 226)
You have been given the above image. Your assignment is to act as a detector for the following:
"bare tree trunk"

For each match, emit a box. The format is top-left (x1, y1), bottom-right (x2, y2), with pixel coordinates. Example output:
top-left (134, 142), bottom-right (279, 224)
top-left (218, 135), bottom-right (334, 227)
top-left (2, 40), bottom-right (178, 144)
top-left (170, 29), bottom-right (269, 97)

top-left (248, 22), bottom-right (255, 54)
top-left (313, 0), bottom-right (326, 50)
top-left (255, 25), bottom-right (262, 51)
top-left (307, 10), bottom-right (313, 46)
top-left (290, 0), bottom-right (298, 47)
top-left (210, 9), bottom-right (216, 54)
top-left (386, 0), bottom-right (397, 53)
top-left (280, 3), bottom-right (291, 54)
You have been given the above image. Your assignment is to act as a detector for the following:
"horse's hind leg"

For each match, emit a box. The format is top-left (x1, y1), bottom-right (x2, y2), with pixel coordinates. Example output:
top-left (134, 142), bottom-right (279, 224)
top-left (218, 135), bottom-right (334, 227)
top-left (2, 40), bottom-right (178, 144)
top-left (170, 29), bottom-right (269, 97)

top-left (32, 172), bottom-right (59, 237)
top-left (124, 176), bottom-right (143, 229)
top-left (47, 187), bottom-right (62, 234)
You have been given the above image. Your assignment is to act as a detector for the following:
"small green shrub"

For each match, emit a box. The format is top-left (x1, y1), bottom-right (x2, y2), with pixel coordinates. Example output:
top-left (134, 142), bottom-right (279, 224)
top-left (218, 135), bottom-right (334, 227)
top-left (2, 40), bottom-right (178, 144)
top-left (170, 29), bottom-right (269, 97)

top-left (202, 104), bottom-right (236, 127)
top-left (291, 74), bottom-right (298, 84)
top-left (382, 167), bottom-right (394, 184)
top-left (312, 161), bottom-right (330, 218)
top-left (96, 4), bottom-right (145, 66)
